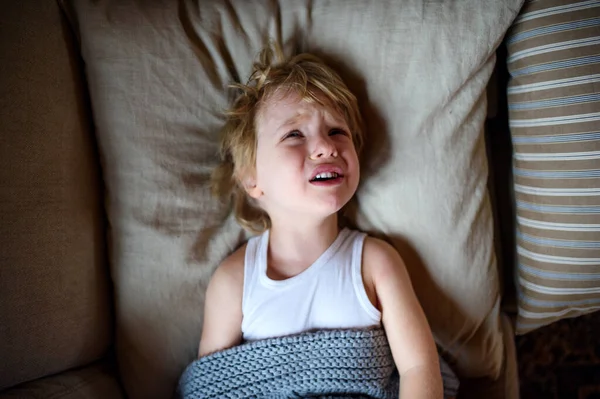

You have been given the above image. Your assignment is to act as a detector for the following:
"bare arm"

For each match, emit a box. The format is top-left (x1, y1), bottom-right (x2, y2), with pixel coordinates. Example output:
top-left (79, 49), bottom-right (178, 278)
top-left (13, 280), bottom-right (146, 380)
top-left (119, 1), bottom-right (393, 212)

top-left (363, 237), bottom-right (443, 399)
top-left (198, 245), bottom-right (245, 358)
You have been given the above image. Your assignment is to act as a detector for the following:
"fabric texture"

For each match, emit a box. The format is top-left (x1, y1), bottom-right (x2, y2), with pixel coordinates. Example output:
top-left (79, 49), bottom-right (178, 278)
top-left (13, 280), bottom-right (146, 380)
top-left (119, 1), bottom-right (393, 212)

top-left (242, 228), bottom-right (380, 341)
top-left (0, 358), bottom-right (125, 399)
top-left (0, 0), bottom-right (112, 390)
top-left (457, 314), bottom-right (520, 399)
top-left (506, 0), bottom-right (600, 334)
top-left (65, 0), bottom-right (523, 397)
top-left (177, 327), bottom-right (460, 399)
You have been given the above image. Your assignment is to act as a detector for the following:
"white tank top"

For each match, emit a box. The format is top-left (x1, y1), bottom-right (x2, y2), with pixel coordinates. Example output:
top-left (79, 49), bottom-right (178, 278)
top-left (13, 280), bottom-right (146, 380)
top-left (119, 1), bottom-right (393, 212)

top-left (241, 228), bottom-right (381, 341)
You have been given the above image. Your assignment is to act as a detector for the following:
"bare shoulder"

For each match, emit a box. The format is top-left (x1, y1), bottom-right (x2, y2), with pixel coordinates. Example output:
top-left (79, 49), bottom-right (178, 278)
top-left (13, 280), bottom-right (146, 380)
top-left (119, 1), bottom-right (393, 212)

top-left (210, 243), bottom-right (246, 287)
top-left (199, 243), bottom-right (246, 357)
top-left (362, 236), bottom-right (407, 282)
top-left (205, 243), bottom-right (246, 305)
top-left (363, 236), bottom-right (401, 260)
top-left (360, 236), bottom-right (408, 310)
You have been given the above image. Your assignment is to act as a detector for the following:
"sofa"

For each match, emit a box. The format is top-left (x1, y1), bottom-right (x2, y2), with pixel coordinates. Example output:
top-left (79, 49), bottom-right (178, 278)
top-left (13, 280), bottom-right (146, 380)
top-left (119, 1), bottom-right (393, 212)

top-left (2, 1), bottom-right (599, 398)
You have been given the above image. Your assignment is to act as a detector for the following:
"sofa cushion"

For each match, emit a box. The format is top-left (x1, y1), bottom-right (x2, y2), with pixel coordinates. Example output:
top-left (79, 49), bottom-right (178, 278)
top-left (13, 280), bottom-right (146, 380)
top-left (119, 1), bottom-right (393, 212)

top-left (506, 0), bottom-right (600, 334)
top-left (66, 0), bottom-right (523, 397)
top-left (0, 357), bottom-right (125, 399)
top-left (0, 0), bottom-right (113, 391)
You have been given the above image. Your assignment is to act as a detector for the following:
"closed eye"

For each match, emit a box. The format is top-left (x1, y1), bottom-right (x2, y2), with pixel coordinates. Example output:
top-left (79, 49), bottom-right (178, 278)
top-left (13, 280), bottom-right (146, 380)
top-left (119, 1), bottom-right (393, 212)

top-left (329, 128), bottom-right (349, 137)
top-left (283, 130), bottom-right (303, 140)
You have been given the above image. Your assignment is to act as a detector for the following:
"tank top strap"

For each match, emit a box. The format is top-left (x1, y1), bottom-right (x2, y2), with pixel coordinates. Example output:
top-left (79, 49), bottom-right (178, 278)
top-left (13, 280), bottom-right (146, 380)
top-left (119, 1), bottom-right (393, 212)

top-left (242, 231), bottom-right (268, 315)
top-left (350, 231), bottom-right (381, 321)
top-left (350, 230), bottom-right (367, 268)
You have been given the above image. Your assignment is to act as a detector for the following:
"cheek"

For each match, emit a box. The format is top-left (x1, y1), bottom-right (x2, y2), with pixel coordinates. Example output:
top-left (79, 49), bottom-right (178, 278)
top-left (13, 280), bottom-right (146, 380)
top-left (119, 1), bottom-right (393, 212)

top-left (346, 148), bottom-right (360, 188)
top-left (346, 147), bottom-right (360, 171)
top-left (254, 146), bottom-right (304, 188)
top-left (271, 146), bottom-right (305, 168)
top-left (253, 146), bottom-right (271, 184)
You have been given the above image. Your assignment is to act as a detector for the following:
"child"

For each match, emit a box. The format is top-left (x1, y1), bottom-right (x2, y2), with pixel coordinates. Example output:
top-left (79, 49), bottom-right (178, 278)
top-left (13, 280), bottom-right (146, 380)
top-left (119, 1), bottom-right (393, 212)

top-left (199, 45), bottom-right (444, 398)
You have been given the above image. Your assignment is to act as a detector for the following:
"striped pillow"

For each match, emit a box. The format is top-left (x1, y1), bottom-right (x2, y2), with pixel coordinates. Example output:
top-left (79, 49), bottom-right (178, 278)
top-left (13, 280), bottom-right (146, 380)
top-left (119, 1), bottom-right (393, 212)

top-left (506, 0), bottom-right (600, 334)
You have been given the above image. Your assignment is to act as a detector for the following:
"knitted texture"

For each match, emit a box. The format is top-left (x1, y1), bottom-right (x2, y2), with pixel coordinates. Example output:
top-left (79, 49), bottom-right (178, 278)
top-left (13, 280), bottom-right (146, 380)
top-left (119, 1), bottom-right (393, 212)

top-left (177, 327), bottom-right (460, 398)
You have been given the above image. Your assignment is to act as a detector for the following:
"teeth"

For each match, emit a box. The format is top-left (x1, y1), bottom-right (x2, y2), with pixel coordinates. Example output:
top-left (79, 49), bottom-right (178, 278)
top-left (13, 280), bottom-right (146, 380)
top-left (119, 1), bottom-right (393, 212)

top-left (314, 172), bottom-right (338, 180)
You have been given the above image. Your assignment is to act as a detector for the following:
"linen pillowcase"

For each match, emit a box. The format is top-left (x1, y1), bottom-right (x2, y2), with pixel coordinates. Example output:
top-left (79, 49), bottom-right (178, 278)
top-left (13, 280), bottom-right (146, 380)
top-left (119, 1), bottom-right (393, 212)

top-left (67, 0), bottom-right (522, 397)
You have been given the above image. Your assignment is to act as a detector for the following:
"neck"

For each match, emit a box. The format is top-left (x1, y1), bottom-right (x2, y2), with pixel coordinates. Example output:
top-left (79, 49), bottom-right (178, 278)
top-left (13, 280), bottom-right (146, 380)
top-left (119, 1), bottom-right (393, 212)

top-left (267, 213), bottom-right (340, 274)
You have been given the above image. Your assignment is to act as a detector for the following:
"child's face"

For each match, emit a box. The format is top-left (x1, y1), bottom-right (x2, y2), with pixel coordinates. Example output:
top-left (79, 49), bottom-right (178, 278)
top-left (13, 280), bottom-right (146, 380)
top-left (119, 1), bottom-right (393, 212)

top-left (248, 91), bottom-right (359, 222)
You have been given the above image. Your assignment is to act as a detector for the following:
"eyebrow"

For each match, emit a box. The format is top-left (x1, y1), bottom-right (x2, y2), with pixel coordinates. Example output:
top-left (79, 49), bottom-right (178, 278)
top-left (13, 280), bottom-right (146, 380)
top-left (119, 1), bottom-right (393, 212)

top-left (277, 114), bottom-right (303, 132)
top-left (276, 111), bottom-right (348, 133)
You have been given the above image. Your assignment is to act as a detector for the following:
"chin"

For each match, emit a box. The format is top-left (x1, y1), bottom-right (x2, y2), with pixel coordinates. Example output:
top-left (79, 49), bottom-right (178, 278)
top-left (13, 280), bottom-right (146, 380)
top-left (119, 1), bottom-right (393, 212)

top-left (315, 194), bottom-right (352, 216)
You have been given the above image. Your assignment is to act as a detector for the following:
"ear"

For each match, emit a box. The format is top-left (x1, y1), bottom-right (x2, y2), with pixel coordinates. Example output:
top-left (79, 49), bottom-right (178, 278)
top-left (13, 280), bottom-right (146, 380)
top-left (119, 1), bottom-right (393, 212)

top-left (242, 174), bottom-right (263, 199)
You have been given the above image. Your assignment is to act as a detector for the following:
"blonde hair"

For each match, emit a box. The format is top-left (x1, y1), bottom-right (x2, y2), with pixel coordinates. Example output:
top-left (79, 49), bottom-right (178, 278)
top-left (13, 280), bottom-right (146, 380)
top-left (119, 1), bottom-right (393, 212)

top-left (212, 44), bottom-right (364, 233)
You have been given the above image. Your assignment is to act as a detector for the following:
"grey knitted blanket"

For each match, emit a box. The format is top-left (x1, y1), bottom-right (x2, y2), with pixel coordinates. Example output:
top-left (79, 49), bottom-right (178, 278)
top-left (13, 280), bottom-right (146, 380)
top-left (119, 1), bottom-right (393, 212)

top-left (177, 327), bottom-right (459, 398)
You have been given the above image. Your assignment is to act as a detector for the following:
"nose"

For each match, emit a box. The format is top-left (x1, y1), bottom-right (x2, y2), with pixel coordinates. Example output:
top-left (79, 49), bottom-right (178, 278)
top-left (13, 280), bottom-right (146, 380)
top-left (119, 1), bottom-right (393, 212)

top-left (309, 135), bottom-right (338, 160)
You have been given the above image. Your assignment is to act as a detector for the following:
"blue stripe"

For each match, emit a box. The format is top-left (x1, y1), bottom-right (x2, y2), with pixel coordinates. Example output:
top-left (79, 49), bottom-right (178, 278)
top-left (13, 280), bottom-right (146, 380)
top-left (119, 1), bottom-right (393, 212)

top-left (509, 93), bottom-right (600, 110)
top-left (516, 200), bottom-right (600, 213)
top-left (519, 294), bottom-right (600, 308)
top-left (518, 231), bottom-right (600, 249)
top-left (514, 168), bottom-right (600, 178)
top-left (508, 36), bottom-right (600, 64)
top-left (513, 131), bottom-right (600, 144)
top-left (508, 75), bottom-right (600, 94)
top-left (508, 18), bottom-right (600, 44)
top-left (520, 263), bottom-right (600, 280)
top-left (515, 1), bottom-right (600, 25)
top-left (516, 151), bottom-right (600, 160)
top-left (510, 55), bottom-right (600, 77)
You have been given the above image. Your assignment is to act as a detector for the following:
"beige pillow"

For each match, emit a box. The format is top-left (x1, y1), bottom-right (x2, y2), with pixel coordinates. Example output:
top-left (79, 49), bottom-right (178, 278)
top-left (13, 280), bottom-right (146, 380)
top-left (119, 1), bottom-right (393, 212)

top-left (67, 1), bottom-right (523, 397)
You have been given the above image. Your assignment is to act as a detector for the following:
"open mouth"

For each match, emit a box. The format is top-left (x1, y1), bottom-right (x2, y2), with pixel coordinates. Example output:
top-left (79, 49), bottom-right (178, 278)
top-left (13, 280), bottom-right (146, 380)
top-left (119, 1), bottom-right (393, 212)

top-left (310, 172), bottom-right (343, 183)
